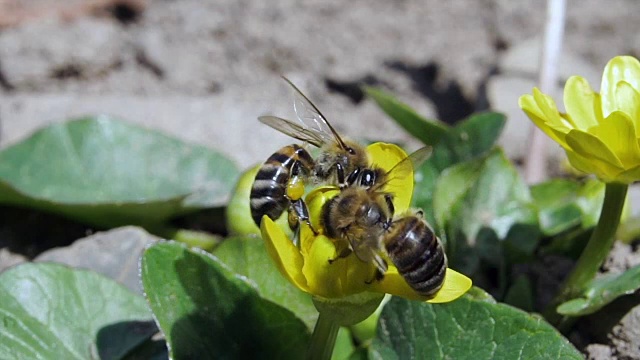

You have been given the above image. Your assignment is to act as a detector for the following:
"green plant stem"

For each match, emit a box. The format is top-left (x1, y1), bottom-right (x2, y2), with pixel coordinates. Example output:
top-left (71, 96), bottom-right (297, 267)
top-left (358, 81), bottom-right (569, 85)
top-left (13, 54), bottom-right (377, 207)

top-left (307, 312), bottom-right (339, 360)
top-left (544, 182), bottom-right (627, 325)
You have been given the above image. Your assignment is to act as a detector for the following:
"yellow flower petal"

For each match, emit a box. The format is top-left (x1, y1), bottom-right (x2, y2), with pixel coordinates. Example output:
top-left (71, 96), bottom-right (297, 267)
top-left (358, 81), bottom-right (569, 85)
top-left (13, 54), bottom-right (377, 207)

top-left (519, 94), bottom-right (570, 148)
top-left (301, 231), bottom-right (345, 297)
top-left (300, 225), bottom-right (374, 298)
top-left (614, 81), bottom-right (640, 136)
top-left (370, 267), bottom-right (471, 303)
top-left (563, 76), bottom-right (602, 130)
top-left (305, 185), bottom-right (341, 233)
top-left (565, 151), bottom-right (617, 182)
top-left (587, 111), bottom-right (640, 169)
top-left (425, 268), bottom-right (473, 303)
top-left (370, 266), bottom-right (425, 300)
top-left (615, 164), bottom-right (640, 184)
top-left (565, 129), bottom-right (624, 169)
top-left (601, 56), bottom-right (640, 118)
top-left (260, 217), bottom-right (309, 292)
top-left (366, 142), bottom-right (413, 213)
top-left (532, 88), bottom-right (569, 129)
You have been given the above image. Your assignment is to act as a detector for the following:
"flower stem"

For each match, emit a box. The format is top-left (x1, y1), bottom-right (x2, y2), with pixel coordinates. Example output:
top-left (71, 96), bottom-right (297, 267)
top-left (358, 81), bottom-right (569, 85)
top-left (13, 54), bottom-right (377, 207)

top-left (307, 312), bottom-right (339, 360)
top-left (544, 182), bottom-right (628, 325)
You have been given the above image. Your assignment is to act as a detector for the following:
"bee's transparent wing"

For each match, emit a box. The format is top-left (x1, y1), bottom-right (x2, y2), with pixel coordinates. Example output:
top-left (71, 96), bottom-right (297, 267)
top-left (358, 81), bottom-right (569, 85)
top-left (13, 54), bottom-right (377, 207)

top-left (282, 77), bottom-right (346, 148)
top-left (373, 145), bottom-right (433, 191)
top-left (258, 116), bottom-right (326, 148)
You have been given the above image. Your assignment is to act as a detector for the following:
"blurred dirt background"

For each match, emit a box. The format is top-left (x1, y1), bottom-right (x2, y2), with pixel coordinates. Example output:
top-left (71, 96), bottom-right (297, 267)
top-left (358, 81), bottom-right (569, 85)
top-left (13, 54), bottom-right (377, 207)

top-left (1, 1), bottom-right (640, 358)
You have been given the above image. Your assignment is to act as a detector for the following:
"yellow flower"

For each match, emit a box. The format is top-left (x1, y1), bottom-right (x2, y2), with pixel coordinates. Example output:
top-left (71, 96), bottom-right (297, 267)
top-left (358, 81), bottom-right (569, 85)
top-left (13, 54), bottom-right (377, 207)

top-left (519, 55), bottom-right (640, 183)
top-left (261, 142), bottom-right (472, 302)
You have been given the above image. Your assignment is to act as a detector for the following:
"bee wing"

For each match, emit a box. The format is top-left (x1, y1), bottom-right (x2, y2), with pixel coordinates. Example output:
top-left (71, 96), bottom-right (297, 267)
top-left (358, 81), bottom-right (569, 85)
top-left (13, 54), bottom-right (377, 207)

top-left (258, 116), bottom-right (326, 148)
top-left (372, 145), bottom-right (433, 192)
top-left (282, 77), bottom-right (348, 149)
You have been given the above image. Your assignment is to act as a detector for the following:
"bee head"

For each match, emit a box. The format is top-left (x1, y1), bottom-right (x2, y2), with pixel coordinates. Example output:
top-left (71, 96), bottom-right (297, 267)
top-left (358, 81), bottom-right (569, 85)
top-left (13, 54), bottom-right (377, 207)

top-left (341, 140), bottom-right (369, 172)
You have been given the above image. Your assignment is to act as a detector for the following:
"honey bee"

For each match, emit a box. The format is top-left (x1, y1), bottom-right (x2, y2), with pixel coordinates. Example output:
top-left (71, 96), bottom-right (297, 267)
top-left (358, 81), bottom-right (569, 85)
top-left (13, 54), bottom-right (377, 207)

top-left (321, 147), bottom-right (446, 297)
top-left (250, 77), bottom-right (370, 228)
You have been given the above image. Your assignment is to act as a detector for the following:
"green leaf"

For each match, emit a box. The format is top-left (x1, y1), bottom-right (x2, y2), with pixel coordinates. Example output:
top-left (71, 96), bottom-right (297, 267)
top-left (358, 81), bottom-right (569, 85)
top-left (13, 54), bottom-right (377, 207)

top-left (141, 241), bottom-right (310, 359)
top-left (412, 161), bottom-right (440, 227)
top-left (433, 149), bottom-right (537, 273)
top-left (370, 293), bottom-right (582, 359)
top-left (428, 112), bottom-right (506, 173)
top-left (504, 275), bottom-right (534, 312)
top-left (575, 179), bottom-right (606, 228)
top-left (531, 179), bottom-right (604, 236)
top-left (441, 149), bottom-right (536, 233)
top-left (0, 117), bottom-right (239, 227)
top-left (212, 236), bottom-right (317, 329)
top-left (363, 87), bottom-right (448, 146)
top-left (0, 263), bottom-right (155, 360)
top-left (557, 264), bottom-right (640, 316)
top-left (431, 158), bottom-right (484, 230)
top-left (412, 112), bottom-right (506, 226)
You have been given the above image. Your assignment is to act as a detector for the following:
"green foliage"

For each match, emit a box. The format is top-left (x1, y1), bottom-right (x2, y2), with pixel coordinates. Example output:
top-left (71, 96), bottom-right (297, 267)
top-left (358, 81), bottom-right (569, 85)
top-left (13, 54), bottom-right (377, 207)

top-left (409, 111), bottom-right (506, 225)
top-left (141, 241), bottom-right (310, 359)
top-left (363, 87), bottom-right (448, 145)
top-left (0, 263), bottom-right (156, 360)
top-left (434, 148), bottom-right (538, 276)
top-left (557, 264), bottom-right (640, 316)
top-left (531, 179), bottom-right (604, 236)
top-left (369, 292), bottom-right (582, 360)
top-left (2, 87), bottom-right (637, 359)
top-left (212, 236), bottom-right (318, 329)
top-left (0, 116), bottom-right (239, 228)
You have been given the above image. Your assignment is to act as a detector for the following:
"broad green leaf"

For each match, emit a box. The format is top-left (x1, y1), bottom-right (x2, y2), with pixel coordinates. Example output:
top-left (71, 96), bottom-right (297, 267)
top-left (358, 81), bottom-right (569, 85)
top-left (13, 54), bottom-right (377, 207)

top-left (412, 112), bottom-right (506, 227)
top-left (370, 293), bottom-right (582, 359)
top-left (412, 161), bottom-right (440, 227)
top-left (557, 264), bottom-right (640, 316)
top-left (531, 179), bottom-right (604, 235)
top-left (363, 87), bottom-right (448, 145)
top-left (0, 263), bottom-right (155, 360)
top-left (436, 149), bottom-right (537, 240)
top-left (0, 117), bottom-right (239, 227)
top-left (141, 241), bottom-right (309, 359)
top-left (212, 236), bottom-right (317, 329)
top-left (431, 158), bottom-right (483, 230)
top-left (434, 149), bottom-right (538, 273)
top-left (428, 112), bottom-right (506, 173)
top-left (503, 275), bottom-right (534, 312)
top-left (575, 179), bottom-right (606, 228)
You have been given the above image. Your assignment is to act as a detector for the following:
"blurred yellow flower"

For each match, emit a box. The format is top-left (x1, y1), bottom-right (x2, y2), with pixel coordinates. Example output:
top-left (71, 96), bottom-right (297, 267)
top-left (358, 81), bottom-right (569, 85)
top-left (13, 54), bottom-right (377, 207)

top-left (520, 56), bottom-right (640, 183)
top-left (260, 142), bottom-right (471, 302)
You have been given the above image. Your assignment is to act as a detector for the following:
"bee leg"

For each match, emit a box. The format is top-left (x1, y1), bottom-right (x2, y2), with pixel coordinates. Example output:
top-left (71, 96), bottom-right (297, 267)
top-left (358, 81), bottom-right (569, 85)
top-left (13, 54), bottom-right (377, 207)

top-left (383, 194), bottom-right (395, 230)
top-left (365, 255), bottom-right (388, 284)
top-left (290, 198), bottom-right (319, 235)
top-left (415, 209), bottom-right (424, 218)
top-left (287, 209), bottom-right (302, 247)
top-left (346, 167), bottom-right (361, 187)
top-left (335, 163), bottom-right (348, 189)
top-left (328, 247), bottom-right (352, 264)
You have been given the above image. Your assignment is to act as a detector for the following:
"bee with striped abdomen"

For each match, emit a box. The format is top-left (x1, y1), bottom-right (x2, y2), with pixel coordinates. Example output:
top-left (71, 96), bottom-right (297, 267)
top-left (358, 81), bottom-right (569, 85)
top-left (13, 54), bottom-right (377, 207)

top-left (250, 78), bottom-right (370, 229)
top-left (321, 146), bottom-right (446, 297)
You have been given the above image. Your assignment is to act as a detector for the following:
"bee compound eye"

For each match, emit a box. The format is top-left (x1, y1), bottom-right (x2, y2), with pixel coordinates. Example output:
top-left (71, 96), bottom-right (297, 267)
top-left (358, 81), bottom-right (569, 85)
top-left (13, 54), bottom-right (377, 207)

top-left (347, 147), bottom-right (356, 155)
top-left (365, 207), bottom-right (381, 225)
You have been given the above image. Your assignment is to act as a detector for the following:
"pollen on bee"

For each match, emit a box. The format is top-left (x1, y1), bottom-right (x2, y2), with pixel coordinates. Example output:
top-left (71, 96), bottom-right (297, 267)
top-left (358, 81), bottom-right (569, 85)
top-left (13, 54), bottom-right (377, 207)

top-left (286, 177), bottom-right (305, 200)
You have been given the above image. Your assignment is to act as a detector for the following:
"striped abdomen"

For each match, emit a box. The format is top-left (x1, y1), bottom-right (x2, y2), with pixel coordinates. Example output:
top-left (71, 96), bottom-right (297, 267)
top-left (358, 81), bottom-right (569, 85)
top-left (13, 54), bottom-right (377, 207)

top-left (384, 216), bottom-right (447, 297)
top-left (250, 144), bottom-right (314, 226)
